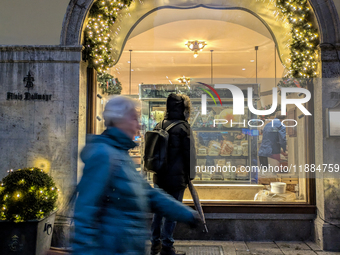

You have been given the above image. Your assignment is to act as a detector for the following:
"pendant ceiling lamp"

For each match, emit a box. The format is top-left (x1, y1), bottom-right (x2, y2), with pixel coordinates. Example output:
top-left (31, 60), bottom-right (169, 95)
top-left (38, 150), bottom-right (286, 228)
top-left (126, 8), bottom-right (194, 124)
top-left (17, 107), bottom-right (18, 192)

top-left (177, 76), bottom-right (191, 84)
top-left (186, 40), bottom-right (207, 58)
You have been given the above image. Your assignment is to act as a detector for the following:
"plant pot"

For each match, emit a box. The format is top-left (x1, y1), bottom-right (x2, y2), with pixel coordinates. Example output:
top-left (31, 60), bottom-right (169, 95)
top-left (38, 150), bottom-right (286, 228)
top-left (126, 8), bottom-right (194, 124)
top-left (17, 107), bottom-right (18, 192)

top-left (0, 210), bottom-right (57, 255)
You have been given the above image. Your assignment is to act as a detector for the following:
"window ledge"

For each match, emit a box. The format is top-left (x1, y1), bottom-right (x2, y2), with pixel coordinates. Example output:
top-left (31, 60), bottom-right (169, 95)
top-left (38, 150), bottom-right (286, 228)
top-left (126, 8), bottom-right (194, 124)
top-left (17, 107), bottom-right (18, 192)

top-left (183, 203), bottom-right (316, 214)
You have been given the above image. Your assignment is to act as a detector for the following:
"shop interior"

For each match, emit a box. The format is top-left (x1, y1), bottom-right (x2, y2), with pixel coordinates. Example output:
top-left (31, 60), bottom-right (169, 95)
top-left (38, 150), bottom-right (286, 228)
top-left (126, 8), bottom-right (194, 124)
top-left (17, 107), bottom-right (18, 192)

top-left (93, 8), bottom-right (309, 204)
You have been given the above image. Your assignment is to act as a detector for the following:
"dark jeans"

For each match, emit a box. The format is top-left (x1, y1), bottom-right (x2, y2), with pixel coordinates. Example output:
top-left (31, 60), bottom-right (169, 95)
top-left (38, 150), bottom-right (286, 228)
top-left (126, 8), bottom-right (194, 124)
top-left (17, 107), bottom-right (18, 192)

top-left (151, 188), bottom-right (185, 248)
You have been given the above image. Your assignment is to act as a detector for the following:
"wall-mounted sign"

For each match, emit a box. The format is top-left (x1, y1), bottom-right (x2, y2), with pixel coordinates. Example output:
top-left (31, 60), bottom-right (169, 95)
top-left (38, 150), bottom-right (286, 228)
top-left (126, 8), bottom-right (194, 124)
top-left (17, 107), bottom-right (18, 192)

top-left (7, 92), bottom-right (52, 101)
top-left (6, 71), bottom-right (52, 101)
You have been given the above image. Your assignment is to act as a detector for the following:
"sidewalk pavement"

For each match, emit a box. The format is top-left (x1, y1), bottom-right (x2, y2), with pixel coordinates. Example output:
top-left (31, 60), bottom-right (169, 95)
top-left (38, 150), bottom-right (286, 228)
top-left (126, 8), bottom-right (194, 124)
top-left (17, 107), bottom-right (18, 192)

top-left (47, 241), bottom-right (340, 255)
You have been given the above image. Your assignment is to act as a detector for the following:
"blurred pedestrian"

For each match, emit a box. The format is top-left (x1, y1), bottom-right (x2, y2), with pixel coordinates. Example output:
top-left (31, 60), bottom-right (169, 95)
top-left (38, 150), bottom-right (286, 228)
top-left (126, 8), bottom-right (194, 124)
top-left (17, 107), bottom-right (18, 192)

top-left (72, 96), bottom-right (198, 255)
top-left (151, 94), bottom-right (197, 255)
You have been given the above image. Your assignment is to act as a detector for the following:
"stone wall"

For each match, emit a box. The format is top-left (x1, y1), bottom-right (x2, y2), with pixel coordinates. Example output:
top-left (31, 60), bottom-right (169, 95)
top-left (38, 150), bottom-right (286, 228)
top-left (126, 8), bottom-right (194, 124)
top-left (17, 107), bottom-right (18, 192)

top-left (0, 46), bottom-right (86, 211)
top-left (0, 0), bottom-right (340, 251)
top-left (314, 44), bottom-right (340, 251)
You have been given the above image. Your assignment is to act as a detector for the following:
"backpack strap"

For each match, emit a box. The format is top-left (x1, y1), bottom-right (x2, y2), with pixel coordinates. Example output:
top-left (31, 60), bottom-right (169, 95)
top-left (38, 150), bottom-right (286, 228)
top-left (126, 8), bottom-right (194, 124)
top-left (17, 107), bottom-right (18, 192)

top-left (164, 120), bottom-right (185, 132)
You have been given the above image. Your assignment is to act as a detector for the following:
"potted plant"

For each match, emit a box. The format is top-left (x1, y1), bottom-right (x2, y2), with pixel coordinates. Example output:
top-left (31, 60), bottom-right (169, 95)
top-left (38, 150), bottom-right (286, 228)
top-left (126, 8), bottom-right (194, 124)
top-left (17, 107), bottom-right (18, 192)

top-left (0, 167), bottom-right (58, 255)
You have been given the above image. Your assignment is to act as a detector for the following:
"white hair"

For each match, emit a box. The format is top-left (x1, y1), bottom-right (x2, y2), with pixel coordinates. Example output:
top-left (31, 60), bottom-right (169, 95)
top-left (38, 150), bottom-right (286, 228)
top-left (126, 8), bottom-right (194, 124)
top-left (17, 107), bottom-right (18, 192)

top-left (103, 96), bottom-right (139, 127)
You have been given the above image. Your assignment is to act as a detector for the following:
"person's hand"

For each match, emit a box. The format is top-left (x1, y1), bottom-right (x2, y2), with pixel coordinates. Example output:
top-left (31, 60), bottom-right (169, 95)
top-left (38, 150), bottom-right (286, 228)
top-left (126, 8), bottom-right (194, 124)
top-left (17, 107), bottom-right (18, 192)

top-left (281, 151), bottom-right (288, 157)
top-left (188, 211), bottom-right (202, 228)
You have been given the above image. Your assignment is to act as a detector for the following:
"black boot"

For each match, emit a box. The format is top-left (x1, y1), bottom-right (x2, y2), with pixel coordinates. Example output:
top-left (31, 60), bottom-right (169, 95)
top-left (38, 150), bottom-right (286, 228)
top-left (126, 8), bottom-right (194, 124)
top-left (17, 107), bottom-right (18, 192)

top-left (150, 241), bottom-right (162, 255)
top-left (160, 246), bottom-right (186, 255)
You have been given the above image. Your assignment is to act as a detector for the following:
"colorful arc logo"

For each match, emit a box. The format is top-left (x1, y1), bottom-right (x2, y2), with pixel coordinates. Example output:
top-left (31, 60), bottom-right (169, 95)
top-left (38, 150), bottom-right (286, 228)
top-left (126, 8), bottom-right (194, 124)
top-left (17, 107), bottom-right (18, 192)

top-left (197, 82), bottom-right (223, 106)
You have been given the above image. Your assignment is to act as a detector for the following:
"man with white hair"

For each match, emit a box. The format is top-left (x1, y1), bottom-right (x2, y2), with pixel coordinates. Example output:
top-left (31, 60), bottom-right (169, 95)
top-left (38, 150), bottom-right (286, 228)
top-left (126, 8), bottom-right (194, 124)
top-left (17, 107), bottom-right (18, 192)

top-left (72, 96), bottom-right (198, 255)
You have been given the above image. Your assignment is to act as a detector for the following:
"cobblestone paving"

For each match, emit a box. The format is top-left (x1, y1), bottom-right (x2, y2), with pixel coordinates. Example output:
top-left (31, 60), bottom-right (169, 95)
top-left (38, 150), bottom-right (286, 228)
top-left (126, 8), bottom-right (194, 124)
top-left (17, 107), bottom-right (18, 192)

top-left (170, 241), bottom-right (340, 255)
top-left (48, 241), bottom-right (340, 255)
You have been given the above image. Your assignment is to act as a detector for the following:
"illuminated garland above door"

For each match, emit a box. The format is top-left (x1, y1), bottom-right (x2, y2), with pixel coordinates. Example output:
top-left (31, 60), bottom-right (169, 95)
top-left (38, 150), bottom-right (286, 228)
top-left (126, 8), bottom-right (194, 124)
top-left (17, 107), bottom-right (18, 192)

top-left (84, 0), bottom-right (319, 79)
top-left (275, 0), bottom-right (319, 79)
top-left (84, 0), bottom-right (132, 74)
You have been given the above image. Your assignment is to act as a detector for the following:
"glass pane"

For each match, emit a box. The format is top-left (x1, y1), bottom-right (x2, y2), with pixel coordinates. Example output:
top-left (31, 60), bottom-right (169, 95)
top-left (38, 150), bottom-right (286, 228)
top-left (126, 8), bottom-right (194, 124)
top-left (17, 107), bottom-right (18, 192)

top-left (94, 7), bottom-right (311, 204)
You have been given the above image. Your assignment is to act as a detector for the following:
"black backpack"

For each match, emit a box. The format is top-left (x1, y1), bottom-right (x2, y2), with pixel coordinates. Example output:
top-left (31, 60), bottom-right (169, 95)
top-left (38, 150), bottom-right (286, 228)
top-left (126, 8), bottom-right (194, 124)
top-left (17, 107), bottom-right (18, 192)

top-left (143, 120), bottom-right (184, 174)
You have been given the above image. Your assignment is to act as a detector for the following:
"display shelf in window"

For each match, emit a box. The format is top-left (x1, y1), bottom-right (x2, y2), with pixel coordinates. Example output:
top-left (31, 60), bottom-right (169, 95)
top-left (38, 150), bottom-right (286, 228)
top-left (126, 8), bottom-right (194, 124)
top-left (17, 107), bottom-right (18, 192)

top-left (191, 98), bottom-right (258, 185)
top-left (139, 84), bottom-right (261, 185)
top-left (197, 155), bottom-right (248, 159)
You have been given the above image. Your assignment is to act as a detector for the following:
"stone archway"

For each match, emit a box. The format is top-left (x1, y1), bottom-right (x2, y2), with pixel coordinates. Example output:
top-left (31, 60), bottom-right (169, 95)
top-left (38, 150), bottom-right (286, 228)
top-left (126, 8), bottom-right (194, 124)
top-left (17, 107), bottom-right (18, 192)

top-left (60, 0), bottom-right (340, 82)
top-left (61, 0), bottom-right (340, 47)
top-left (59, 0), bottom-right (340, 251)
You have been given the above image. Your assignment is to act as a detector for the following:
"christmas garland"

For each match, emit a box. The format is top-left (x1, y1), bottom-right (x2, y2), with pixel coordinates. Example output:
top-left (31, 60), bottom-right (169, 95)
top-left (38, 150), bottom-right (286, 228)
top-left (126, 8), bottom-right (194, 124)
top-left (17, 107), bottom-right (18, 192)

top-left (84, 0), bottom-right (132, 73)
top-left (98, 73), bottom-right (122, 95)
top-left (84, 0), bottom-right (319, 80)
top-left (276, 0), bottom-right (319, 86)
top-left (277, 77), bottom-right (312, 89)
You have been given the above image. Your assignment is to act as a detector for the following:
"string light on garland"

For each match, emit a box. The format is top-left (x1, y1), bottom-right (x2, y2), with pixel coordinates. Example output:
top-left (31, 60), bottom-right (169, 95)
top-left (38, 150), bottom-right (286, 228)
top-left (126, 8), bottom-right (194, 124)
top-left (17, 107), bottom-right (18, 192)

top-left (275, 0), bottom-right (319, 81)
top-left (84, 0), bottom-right (132, 73)
top-left (85, 0), bottom-right (319, 82)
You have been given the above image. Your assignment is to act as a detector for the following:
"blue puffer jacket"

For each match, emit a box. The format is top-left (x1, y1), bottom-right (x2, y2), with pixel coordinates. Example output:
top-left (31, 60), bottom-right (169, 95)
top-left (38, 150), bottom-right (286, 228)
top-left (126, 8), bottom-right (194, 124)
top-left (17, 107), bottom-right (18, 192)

top-left (72, 127), bottom-right (196, 255)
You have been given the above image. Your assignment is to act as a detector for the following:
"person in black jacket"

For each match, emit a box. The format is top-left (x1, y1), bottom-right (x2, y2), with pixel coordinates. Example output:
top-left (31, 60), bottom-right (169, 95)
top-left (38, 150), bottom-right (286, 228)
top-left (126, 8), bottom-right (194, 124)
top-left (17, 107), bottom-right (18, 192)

top-left (150, 93), bottom-right (197, 255)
